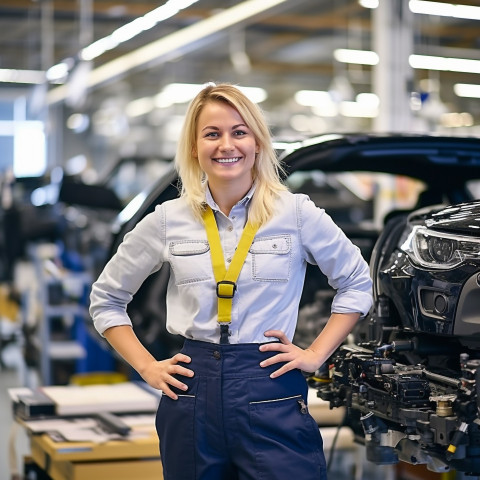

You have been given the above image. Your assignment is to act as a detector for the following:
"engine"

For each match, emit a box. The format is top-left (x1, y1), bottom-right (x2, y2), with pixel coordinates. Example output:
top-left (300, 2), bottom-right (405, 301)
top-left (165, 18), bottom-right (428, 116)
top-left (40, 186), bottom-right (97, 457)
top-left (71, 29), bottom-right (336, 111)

top-left (315, 200), bottom-right (480, 475)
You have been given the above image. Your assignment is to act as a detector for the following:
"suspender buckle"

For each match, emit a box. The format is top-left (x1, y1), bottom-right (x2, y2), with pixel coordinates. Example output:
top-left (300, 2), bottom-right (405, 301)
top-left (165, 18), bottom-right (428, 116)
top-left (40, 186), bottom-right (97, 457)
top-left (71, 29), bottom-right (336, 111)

top-left (216, 280), bottom-right (237, 299)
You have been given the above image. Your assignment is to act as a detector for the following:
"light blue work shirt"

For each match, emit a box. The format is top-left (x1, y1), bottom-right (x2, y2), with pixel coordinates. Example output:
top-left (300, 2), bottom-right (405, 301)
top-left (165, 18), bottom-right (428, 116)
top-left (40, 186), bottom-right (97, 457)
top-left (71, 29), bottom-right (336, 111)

top-left (89, 186), bottom-right (373, 344)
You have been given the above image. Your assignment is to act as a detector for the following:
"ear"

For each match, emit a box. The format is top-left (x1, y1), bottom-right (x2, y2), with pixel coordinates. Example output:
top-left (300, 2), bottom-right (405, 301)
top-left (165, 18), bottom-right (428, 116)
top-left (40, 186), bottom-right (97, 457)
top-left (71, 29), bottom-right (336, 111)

top-left (192, 147), bottom-right (197, 158)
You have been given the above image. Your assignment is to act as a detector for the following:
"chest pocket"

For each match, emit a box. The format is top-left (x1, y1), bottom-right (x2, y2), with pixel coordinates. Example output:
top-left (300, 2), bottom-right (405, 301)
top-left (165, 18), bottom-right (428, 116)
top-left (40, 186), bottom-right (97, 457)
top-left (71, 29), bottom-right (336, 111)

top-left (250, 235), bottom-right (291, 282)
top-left (169, 240), bottom-right (211, 285)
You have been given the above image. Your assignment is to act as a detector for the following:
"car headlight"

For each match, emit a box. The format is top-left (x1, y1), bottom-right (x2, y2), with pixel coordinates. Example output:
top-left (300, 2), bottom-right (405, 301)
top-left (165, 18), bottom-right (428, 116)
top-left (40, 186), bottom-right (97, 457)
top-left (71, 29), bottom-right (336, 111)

top-left (401, 225), bottom-right (480, 269)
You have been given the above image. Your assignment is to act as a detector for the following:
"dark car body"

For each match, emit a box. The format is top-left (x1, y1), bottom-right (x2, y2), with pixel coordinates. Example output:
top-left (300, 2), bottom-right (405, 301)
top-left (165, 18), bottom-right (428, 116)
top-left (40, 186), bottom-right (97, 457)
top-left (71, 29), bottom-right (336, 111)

top-left (379, 201), bottom-right (480, 347)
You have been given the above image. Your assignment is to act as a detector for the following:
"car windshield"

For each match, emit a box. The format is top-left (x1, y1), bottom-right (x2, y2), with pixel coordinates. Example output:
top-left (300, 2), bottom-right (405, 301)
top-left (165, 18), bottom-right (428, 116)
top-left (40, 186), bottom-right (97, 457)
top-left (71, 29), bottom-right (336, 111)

top-left (286, 170), bottom-right (426, 230)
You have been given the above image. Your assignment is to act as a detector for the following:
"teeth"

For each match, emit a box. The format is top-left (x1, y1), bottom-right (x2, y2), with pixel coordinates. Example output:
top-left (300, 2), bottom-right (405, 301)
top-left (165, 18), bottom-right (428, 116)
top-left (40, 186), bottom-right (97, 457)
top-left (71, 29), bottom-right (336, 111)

top-left (216, 157), bottom-right (240, 163)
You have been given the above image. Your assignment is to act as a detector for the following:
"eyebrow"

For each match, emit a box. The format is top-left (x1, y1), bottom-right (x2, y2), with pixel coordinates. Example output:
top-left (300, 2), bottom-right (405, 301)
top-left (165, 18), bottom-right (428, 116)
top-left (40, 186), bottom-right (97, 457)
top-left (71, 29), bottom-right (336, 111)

top-left (201, 123), bottom-right (247, 132)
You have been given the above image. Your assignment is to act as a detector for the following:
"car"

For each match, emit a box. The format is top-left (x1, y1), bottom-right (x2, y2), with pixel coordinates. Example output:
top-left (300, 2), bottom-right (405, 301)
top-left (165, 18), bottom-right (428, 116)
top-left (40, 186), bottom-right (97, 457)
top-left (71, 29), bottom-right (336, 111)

top-left (87, 133), bottom-right (480, 474)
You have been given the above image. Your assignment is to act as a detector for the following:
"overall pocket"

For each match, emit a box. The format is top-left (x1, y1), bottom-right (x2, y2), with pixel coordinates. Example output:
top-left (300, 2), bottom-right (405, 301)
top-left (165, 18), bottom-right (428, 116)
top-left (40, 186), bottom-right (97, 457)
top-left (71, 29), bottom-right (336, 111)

top-left (248, 393), bottom-right (326, 479)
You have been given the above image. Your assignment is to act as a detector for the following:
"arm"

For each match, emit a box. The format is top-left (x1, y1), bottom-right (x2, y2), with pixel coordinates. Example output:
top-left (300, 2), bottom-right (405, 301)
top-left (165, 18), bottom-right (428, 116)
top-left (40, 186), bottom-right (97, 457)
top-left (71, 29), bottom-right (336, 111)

top-left (259, 312), bottom-right (359, 378)
top-left (260, 195), bottom-right (372, 376)
top-left (104, 325), bottom-right (194, 400)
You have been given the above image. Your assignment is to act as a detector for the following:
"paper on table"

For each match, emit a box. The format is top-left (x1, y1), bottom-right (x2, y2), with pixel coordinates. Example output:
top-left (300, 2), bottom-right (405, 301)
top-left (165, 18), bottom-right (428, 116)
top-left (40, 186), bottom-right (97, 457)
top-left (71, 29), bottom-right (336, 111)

top-left (23, 418), bottom-right (98, 433)
top-left (41, 382), bottom-right (159, 416)
top-left (25, 416), bottom-right (153, 443)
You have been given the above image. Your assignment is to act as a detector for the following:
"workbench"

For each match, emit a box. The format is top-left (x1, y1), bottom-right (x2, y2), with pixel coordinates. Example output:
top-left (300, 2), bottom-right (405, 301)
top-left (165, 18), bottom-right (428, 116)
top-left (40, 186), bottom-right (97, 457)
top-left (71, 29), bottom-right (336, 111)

top-left (28, 426), bottom-right (163, 480)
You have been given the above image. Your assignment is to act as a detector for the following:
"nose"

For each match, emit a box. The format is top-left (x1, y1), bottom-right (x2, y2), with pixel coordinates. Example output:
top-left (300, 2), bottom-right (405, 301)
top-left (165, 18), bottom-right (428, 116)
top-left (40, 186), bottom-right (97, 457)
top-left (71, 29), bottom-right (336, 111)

top-left (219, 135), bottom-right (234, 151)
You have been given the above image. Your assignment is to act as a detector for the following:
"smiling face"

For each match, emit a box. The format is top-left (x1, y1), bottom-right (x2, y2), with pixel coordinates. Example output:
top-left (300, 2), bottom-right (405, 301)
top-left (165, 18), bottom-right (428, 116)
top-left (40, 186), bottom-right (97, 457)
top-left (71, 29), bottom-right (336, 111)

top-left (194, 100), bottom-right (259, 194)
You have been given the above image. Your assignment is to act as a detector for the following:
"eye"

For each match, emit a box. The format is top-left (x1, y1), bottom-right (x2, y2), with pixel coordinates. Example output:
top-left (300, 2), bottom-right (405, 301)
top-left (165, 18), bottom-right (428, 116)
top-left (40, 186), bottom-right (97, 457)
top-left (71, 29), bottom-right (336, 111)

top-left (233, 129), bottom-right (247, 136)
top-left (204, 131), bottom-right (219, 138)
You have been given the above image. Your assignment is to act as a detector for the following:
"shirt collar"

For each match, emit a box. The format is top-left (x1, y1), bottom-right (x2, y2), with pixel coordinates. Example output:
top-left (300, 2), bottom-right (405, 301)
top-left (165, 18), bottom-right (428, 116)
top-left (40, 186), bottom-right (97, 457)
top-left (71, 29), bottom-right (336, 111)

top-left (205, 182), bottom-right (256, 212)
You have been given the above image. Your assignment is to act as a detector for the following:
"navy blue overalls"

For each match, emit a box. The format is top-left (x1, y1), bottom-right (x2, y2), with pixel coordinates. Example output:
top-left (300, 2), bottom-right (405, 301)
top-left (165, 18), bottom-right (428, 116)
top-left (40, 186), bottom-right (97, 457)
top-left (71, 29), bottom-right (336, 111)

top-left (155, 339), bottom-right (327, 480)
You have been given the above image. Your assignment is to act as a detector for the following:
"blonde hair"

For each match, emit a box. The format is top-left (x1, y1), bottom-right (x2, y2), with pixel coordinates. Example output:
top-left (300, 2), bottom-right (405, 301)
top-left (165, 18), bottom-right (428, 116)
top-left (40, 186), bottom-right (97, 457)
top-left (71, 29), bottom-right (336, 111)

top-left (174, 83), bottom-right (287, 226)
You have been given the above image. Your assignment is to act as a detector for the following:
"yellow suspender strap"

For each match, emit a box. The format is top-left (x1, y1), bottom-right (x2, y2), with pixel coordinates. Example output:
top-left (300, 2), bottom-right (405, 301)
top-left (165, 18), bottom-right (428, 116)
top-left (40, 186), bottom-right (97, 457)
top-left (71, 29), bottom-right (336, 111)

top-left (202, 205), bottom-right (259, 343)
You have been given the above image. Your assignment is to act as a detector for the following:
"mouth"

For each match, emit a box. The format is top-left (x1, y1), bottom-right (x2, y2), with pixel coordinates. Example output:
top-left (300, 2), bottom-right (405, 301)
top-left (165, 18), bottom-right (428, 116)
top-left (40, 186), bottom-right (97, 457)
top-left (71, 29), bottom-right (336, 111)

top-left (213, 156), bottom-right (242, 164)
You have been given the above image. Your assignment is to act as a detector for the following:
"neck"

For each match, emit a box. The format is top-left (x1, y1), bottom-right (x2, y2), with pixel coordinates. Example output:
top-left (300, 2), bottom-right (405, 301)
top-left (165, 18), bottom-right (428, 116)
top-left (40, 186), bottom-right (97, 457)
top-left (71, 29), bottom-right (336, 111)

top-left (208, 179), bottom-right (252, 216)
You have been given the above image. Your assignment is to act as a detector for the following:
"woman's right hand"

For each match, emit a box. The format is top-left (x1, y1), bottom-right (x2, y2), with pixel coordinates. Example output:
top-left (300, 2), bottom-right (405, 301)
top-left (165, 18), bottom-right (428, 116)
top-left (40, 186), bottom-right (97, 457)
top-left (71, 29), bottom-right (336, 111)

top-left (139, 353), bottom-right (194, 400)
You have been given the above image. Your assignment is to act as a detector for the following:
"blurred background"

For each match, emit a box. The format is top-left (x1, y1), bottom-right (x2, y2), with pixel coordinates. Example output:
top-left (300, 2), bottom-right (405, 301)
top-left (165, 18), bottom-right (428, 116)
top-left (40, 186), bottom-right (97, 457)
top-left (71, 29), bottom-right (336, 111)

top-left (0, 0), bottom-right (479, 180)
top-left (1, 2), bottom-right (480, 479)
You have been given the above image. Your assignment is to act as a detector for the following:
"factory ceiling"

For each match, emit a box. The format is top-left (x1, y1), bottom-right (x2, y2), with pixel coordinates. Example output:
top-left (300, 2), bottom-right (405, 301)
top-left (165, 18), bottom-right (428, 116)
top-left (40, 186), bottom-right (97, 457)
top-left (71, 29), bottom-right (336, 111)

top-left (0, 0), bottom-right (479, 160)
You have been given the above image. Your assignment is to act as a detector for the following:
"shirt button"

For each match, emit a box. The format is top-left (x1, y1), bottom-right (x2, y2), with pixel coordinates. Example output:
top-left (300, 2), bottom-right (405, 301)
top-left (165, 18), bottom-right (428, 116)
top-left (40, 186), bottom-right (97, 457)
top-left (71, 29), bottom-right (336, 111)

top-left (232, 216), bottom-right (236, 220)
top-left (226, 257), bottom-right (232, 263)
top-left (227, 225), bottom-right (233, 232)
top-left (213, 351), bottom-right (221, 360)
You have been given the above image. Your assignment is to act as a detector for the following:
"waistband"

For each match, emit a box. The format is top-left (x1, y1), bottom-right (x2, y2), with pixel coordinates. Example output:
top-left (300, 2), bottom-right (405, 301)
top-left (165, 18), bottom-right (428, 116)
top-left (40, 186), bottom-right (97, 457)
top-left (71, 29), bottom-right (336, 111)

top-left (180, 338), bottom-right (282, 378)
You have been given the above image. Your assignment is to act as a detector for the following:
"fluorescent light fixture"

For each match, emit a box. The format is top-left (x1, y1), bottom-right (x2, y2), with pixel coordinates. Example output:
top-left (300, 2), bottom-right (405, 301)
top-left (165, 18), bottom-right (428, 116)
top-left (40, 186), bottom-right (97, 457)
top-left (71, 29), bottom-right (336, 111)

top-left (295, 90), bottom-right (338, 117)
top-left (454, 83), bottom-right (480, 98)
top-left (409, 54), bottom-right (480, 74)
top-left (126, 97), bottom-right (155, 117)
top-left (46, 62), bottom-right (70, 82)
top-left (294, 90), bottom-right (332, 107)
top-left (155, 83), bottom-right (204, 107)
top-left (333, 50), bottom-right (480, 74)
top-left (155, 83), bottom-right (267, 108)
top-left (359, 0), bottom-right (379, 8)
top-left (356, 93), bottom-right (380, 108)
top-left (239, 86), bottom-right (267, 104)
top-left (339, 101), bottom-right (378, 118)
top-left (334, 49), bottom-right (379, 66)
top-left (0, 69), bottom-right (45, 84)
top-left (49, 0), bottom-right (288, 105)
top-left (296, 90), bottom-right (379, 118)
top-left (409, 1), bottom-right (480, 21)
top-left (81, 0), bottom-right (200, 61)
top-left (440, 112), bottom-right (474, 128)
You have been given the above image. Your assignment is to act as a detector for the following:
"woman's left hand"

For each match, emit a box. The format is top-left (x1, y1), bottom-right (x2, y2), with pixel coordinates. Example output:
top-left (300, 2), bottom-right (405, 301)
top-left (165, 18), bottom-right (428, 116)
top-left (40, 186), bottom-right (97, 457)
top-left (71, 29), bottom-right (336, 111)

top-left (259, 329), bottom-right (322, 378)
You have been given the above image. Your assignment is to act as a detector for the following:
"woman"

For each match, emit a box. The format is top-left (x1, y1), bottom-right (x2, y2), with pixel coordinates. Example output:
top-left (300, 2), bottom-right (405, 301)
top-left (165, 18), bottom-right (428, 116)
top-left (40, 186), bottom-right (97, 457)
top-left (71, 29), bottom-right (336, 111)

top-left (90, 82), bottom-right (372, 480)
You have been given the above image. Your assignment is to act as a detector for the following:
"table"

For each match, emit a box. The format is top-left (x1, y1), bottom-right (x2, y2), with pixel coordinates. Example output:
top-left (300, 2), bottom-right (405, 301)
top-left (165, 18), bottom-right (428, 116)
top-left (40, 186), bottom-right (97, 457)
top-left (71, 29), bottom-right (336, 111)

top-left (28, 428), bottom-right (163, 480)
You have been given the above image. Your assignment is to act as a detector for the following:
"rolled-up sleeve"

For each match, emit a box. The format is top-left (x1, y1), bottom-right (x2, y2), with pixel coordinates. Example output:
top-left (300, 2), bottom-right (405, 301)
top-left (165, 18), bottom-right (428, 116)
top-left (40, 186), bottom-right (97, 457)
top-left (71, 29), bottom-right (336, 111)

top-left (298, 195), bottom-right (373, 317)
top-left (89, 205), bottom-right (166, 335)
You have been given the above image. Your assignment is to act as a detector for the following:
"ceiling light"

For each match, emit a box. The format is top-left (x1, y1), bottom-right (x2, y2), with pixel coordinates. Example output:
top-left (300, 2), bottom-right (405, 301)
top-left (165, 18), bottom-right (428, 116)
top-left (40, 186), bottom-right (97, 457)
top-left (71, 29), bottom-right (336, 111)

top-left (356, 93), bottom-right (380, 108)
top-left (454, 83), bottom-right (480, 98)
top-left (409, 1), bottom-right (480, 20)
top-left (340, 101), bottom-right (379, 118)
top-left (311, 104), bottom-right (339, 117)
top-left (239, 86), bottom-right (267, 103)
top-left (81, 0), bottom-right (200, 61)
top-left (440, 112), bottom-right (474, 128)
top-left (295, 90), bottom-right (338, 116)
top-left (409, 54), bottom-right (480, 74)
top-left (294, 90), bottom-right (332, 107)
top-left (49, 0), bottom-right (287, 105)
top-left (126, 97), bottom-right (155, 117)
top-left (155, 83), bottom-right (267, 108)
top-left (155, 83), bottom-right (205, 107)
top-left (334, 49), bottom-right (379, 66)
top-left (359, 0), bottom-right (379, 8)
top-left (0, 69), bottom-right (45, 84)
